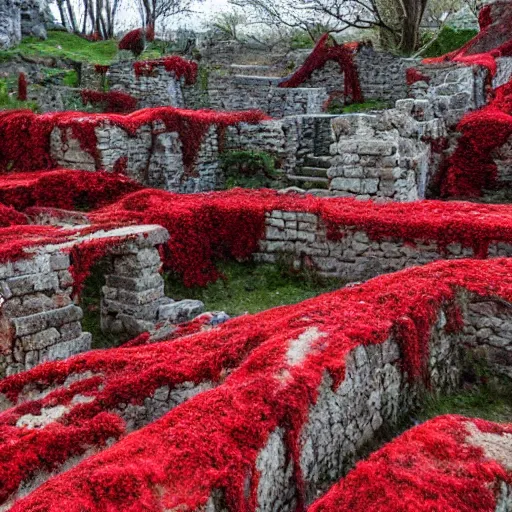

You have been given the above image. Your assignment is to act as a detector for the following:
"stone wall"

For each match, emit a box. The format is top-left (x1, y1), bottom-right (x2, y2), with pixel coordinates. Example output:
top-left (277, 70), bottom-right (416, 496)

top-left (107, 61), bottom-right (186, 108)
top-left (223, 115), bottom-right (336, 175)
top-left (300, 46), bottom-right (410, 103)
top-left (492, 135), bottom-right (512, 185)
top-left (255, 210), bottom-right (512, 281)
top-left (0, 0), bottom-right (21, 50)
top-left (50, 121), bottom-right (223, 193)
top-left (327, 98), bottom-right (446, 200)
top-left (208, 72), bottom-right (328, 117)
top-left (409, 62), bottom-right (488, 128)
top-left (20, 0), bottom-right (47, 39)
top-left (0, 225), bottom-right (171, 378)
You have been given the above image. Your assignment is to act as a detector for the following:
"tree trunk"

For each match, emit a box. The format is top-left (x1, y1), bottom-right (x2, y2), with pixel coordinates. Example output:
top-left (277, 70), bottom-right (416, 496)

top-left (65, 0), bottom-right (78, 32)
top-left (56, 0), bottom-right (68, 29)
top-left (398, 0), bottom-right (428, 54)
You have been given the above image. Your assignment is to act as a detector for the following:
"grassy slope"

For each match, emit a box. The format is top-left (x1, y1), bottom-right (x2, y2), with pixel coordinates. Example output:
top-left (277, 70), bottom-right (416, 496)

top-left (0, 31), bottom-right (118, 64)
top-left (0, 30), bottom-right (166, 65)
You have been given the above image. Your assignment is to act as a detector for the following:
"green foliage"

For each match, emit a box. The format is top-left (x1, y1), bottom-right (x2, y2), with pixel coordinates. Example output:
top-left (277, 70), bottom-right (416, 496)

top-left (290, 31), bottom-right (315, 50)
top-left (164, 260), bottom-right (344, 317)
top-left (0, 31), bottom-right (118, 65)
top-left (63, 69), bottom-right (79, 87)
top-left (326, 99), bottom-right (391, 115)
top-left (221, 150), bottom-right (281, 189)
top-left (421, 26), bottom-right (478, 58)
top-left (0, 79), bottom-right (38, 111)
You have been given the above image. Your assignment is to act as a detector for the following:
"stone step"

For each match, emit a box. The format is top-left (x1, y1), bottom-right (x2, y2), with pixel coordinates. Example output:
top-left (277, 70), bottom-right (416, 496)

top-left (295, 166), bottom-right (329, 178)
top-left (303, 155), bottom-right (332, 169)
top-left (287, 175), bottom-right (330, 190)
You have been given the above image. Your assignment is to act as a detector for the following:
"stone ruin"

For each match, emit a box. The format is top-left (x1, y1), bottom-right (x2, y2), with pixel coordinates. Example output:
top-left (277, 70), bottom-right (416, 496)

top-left (0, 0), bottom-right (49, 49)
top-left (1, 1), bottom-right (512, 510)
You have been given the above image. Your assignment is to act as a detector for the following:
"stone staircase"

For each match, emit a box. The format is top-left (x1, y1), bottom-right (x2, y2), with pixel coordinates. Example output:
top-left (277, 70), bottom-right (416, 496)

top-left (287, 155), bottom-right (331, 193)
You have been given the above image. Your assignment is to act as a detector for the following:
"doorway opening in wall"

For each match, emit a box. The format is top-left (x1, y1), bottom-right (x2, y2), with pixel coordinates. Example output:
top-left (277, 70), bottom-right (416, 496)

top-left (80, 259), bottom-right (118, 349)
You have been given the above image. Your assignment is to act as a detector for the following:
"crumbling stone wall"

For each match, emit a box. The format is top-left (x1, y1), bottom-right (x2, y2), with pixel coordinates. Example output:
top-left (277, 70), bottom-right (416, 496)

top-left (211, 295), bottom-right (512, 510)
top-left (492, 135), bottom-right (512, 185)
top-left (409, 62), bottom-right (488, 127)
top-left (50, 122), bottom-right (222, 193)
top-left (0, 250), bottom-right (89, 378)
top-left (208, 72), bottom-right (328, 117)
top-left (0, 225), bottom-right (172, 377)
top-left (255, 210), bottom-right (512, 281)
top-left (223, 116), bottom-right (335, 175)
top-left (300, 46), bottom-right (410, 103)
top-left (107, 61), bottom-right (186, 108)
top-left (328, 98), bottom-right (445, 200)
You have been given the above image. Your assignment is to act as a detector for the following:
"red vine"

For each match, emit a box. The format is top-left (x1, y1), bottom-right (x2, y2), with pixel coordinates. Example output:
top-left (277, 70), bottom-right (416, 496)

top-left (279, 34), bottom-right (363, 104)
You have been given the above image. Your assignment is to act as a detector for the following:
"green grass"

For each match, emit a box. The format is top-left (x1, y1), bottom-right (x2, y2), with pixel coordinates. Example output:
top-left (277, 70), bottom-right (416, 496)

top-left (418, 379), bottom-right (512, 424)
top-left (165, 260), bottom-right (344, 316)
top-left (0, 31), bottom-right (119, 64)
top-left (327, 99), bottom-right (391, 115)
top-left (0, 31), bottom-right (171, 66)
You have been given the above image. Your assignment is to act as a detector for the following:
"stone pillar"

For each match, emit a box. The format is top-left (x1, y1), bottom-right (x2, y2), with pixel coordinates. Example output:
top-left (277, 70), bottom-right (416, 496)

top-left (100, 226), bottom-right (176, 338)
top-left (0, 251), bottom-right (90, 378)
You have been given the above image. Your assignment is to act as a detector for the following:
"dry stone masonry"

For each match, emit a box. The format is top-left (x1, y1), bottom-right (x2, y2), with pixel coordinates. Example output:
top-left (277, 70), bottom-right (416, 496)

top-left (0, 224), bottom-right (204, 377)
top-left (256, 210), bottom-right (512, 280)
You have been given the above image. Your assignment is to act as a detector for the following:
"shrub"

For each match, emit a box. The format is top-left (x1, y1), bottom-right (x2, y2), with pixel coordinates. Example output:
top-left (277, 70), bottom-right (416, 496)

top-left (220, 150), bottom-right (279, 189)
top-left (421, 26), bottom-right (478, 58)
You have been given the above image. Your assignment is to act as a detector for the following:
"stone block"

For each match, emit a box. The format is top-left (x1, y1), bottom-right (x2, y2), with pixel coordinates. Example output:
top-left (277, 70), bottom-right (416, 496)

top-left (158, 300), bottom-right (205, 324)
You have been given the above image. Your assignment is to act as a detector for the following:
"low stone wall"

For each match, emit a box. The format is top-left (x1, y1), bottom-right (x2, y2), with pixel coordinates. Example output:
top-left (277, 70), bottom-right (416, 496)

top-left (50, 122), bottom-right (222, 193)
top-left (327, 99), bottom-right (445, 200)
top-left (308, 414), bottom-right (512, 512)
top-left (107, 61), bottom-right (186, 108)
top-left (4, 259), bottom-right (512, 511)
top-left (255, 210), bottom-right (512, 280)
top-left (208, 72), bottom-right (328, 117)
top-left (0, 225), bottom-right (170, 378)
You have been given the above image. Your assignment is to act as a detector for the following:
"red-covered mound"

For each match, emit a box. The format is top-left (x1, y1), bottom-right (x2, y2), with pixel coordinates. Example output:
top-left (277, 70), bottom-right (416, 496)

top-left (0, 202), bottom-right (26, 227)
top-left (81, 90), bottom-right (138, 113)
top-left (279, 34), bottom-right (363, 103)
top-left (441, 78), bottom-right (512, 197)
top-left (0, 108), bottom-right (268, 172)
top-left (90, 187), bottom-right (512, 285)
top-left (118, 26), bottom-right (155, 56)
top-left (309, 415), bottom-right (512, 512)
top-left (133, 56), bottom-right (198, 84)
top-left (5, 257), bottom-right (512, 512)
top-left (423, 1), bottom-right (512, 76)
top-left (0, 169), bottom-right (142, 210)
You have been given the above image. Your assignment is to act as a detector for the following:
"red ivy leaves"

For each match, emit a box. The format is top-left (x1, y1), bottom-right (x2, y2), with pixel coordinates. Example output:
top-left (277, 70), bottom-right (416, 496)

top-left (81, 89), bottom-right (138, 114)
top-left (17, 73), bottom-right (27, 102)
top-left (133, 56), bottom-right (198, 85)
top-left (0, 107), bottom-right (268, 173)
top-left (279, 34), bottom-right (363, 104)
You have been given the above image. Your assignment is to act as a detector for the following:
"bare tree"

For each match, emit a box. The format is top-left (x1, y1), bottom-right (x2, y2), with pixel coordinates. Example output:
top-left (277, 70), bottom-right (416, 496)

top-left (53, 0), bottom-right (122, 38)
top-left (135, 0), bottom-right (199, 30)
top-left (231, 0), bottom-right (431, 54)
